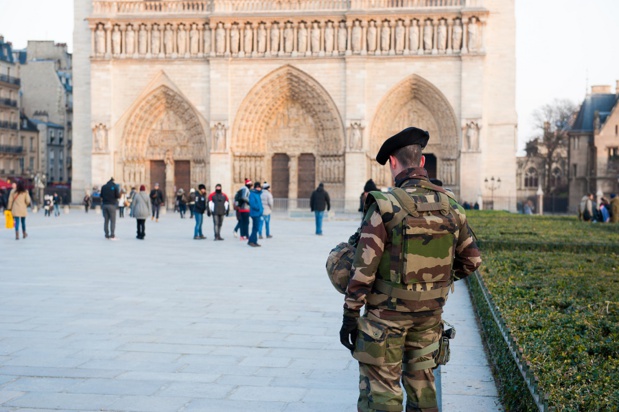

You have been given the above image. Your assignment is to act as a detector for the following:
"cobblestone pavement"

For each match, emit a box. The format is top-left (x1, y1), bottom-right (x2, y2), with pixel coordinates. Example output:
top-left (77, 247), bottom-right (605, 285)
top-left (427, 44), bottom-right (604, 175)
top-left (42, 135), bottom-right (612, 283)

top-left (0, 210), bottom-right (501, 411)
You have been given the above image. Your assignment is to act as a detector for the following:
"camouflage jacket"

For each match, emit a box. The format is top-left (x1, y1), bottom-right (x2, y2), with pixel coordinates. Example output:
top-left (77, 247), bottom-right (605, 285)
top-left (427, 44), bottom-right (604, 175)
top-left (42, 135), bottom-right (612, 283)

top-left (344, 167), bottom-right (481, 318)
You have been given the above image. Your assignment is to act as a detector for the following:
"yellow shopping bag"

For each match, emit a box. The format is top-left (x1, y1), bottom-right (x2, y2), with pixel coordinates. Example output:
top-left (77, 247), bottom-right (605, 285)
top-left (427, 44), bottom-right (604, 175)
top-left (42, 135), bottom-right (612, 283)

top-left (4, 210), bottom-right (14, 229)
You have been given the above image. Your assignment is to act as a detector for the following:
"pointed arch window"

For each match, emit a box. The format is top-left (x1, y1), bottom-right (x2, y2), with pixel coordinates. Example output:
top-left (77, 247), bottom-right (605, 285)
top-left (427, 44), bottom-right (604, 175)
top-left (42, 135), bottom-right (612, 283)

top-left (524, 167), bottom-right (538, 188)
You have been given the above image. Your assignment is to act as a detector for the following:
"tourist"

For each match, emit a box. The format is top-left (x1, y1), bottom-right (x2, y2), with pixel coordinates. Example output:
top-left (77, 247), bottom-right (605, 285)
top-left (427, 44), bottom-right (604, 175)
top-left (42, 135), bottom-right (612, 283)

top-left (100, 177), bottom-right (120, 239)
top-left (611, 194), bottom-right (619, 223)
top-left (235, 179), bottom-right (252, 240)
top-left (44, 195), bottom-right (52, 217)
top-left (358, 179), bottom-right (378, 214)
top-left (259, 182), bottom-right (273, 239)
top-left (208, 183), bottom-right (229, 241)
top-left (53, 192), bottom-right (61, 217)
top-left (523, 199), bottom-right (534, 215)
top-left (150, 183), bottom-right (164, 222)
top-left (193, 184), bottom-right (207, 239)
top-left (248, 181), bottom-right (263, 247)
top-left (130, 185), bottom-right (150, 239)
top-left (118, 189), bottom-right (127, 218)
top-left (127, 186), bottom-right (136, 217)
top-left (83, 191), bottom-right (91, 213)
top-left (310, 182), bottom-right (330, 235)
top-left (188, 188), bottom-right (196, 218)
top-left (176, 188), bottom-right (187, 219)
top-left (599, 197), bottom-right (611, 223)
top-left (578, 193), bottom-right (594, 221)
top-left (7, 180), bottom-right (32, 240)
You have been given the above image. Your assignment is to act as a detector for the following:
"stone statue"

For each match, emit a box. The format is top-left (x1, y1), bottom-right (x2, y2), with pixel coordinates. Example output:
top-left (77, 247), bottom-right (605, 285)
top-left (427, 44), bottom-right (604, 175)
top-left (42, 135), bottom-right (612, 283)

top-left (284, 22), bottom-right (294, 53)
top-left (409, 20), bottom-right (419, 52)
top-left (452, 19), bottom-right (462, 51)
top-left (380, 21), bottom-right (390, 52)
top-left (437, 20), bottom-right (447, 52)
top-left (152, 26), bottom-right (161, 54)
top-left (311, 22), bottom-right (320, 53)
top-left (468, 17), bottom-right (478, 52)
top-left (324, 21), bottom-right (334, 53)
top-left (95, 24), bottom-right (106, 55)
top-left (340, 21), bottom-right (349, 53)
top-left (270, 23), bottom-right (280, 53)
top-left (203, 25), bottom-right (212, 54)
top-left (213, 123), bottom-right (226, 152)
top-left (177, 25), bottom-right (187, 55)
top-left (395, 20), bottom-right (405, 53)
top-left (164, 24), bottom-right (174, 55)
top-left (349, 123), bottom-right (362, 151)
top-left (423, 20), bottom-right (433, 51)
top-left (190, 24), bottom-right (199, 55)
top-left (126, 25), bottom-right (135, 55)
top-left (138, 25), bottom-right (147, 54)
top-left (112, 26), bottom-right (121, 55)
top-left (215, 23), bottom-right (225, 55)
top-left (257, 23), bottom-right (267, 53)
top-left (367, 21), bottom-right (377, 52)
top-left (298, 22), bottom-right (307, 53)
top-left (230, 24), bottom-right (240, 54)
top-left (466, 122), bottom-right (479, 151)
top-left (244, 23), bottom-right (253, 54)
top-left (93, 124), bottom-right (107, 152)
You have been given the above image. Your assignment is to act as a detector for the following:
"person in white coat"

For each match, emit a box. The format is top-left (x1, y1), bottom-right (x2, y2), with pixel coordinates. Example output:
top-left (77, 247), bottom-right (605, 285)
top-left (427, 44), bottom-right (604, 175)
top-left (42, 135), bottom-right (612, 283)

top-left (259, 182), bottom-right (274, 239)
top-left (131, 185), bottom-right (151, 239)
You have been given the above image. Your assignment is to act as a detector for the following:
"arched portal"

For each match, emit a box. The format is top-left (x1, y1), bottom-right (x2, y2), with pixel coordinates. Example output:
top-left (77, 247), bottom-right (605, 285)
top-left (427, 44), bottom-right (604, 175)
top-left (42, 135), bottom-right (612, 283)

top-left (369, 75), bottom-right (460, 193)
top-left (232, 65), bottom-right (345, 199)
top-left (121, 86), bottom-right (208, 205)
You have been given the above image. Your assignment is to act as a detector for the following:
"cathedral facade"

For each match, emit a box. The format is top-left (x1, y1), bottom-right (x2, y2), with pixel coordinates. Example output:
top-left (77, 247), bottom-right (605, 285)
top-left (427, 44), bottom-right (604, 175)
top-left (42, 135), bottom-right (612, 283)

top-left (72, 0), bottom-right (517, 210)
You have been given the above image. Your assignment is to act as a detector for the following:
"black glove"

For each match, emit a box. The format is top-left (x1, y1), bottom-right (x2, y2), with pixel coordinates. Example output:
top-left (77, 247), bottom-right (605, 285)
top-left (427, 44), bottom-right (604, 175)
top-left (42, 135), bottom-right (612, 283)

top-left (339, 314), bottom-right (359, 353)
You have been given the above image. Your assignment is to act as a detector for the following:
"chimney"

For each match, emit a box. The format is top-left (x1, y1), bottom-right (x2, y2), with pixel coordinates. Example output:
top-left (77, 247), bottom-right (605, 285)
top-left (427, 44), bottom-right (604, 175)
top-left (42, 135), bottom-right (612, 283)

top-left (591, 85), bottom-right (612, 94)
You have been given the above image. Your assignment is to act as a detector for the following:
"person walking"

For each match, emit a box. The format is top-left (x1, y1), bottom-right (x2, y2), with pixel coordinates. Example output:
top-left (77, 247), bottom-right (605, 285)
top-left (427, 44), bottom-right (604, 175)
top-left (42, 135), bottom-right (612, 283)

top-left (83, 191), bottom-right (91, 213)
top-left (177, 188), bottom-right (187, 219)
top-left (127, 187), bottom-right (136, 217)
top-left (248, 181), bottom-right (263, 247)
top-left (338, 127), bottom-right (481, 412)
top-left (44, 195), bottom-right (52, 217)
top-left (208, 183), bottom-right (229, 241)
top-left (359, 179), bottom-right (378, 215)
top-left (235, 179), bottom-right (252, 240)
top-left (188, 188), bottom-right (196, 218)
top-left (150, 183), bottom-right (164, 222)
top-left (100, 177), bottom-right (120, 240)
top-left (53, 192), bottom-right (61, 217)
top-left (259, 182), bottom-right (274, 239)
top-left (7, 181), bottom-right (31, 240)
top-left (193, 184), bottom-right (207, 240)
top-left (310, 182), bottom-right (330, 235)
top-left (130, 185), bottom-right (150, 239)
top-left (118, 189), bottom-right (127, 218)
top-left (578, 193), bottom-right (594, 221)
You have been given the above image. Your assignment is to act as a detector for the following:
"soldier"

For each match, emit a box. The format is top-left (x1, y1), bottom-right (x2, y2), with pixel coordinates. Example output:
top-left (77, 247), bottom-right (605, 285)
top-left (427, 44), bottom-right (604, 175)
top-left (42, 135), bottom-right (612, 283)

top-left (339, 127), bottom-right (481, 412)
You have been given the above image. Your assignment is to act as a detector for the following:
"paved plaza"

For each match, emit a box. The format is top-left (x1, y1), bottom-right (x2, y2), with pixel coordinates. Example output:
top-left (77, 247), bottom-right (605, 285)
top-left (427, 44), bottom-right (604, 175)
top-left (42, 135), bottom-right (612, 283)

top-left (0, 210), bottom-right (501, 411)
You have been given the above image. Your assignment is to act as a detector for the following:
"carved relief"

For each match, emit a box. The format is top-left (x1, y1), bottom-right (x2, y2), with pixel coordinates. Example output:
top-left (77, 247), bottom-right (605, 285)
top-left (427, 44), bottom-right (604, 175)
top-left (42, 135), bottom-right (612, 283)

top-left (203, 24), bottom-right (212, 54)
top-left (126, 25), bottom-right (135, 55)
top-left (215, 23), bottom-right (225, 55)
top-left (468, 17), bottom-right (478, 52)
top-left (297, 22), bottom-right (308, 54)
top-left (95, 24), bottom-right (106, 56)
top-left (257, 23), bottom-right (267, 53)
top-left (152, 25), bottom-right (161, 55)
top-left (311, 22), bottom-right (321, 53)
top-left (190, 24), bottom-right (199, 55)
top-left (437, 20), bottom-right (447, 53)
top-left (230, 23), bottom-right (240, 54)
top-left (270, 22), bottom-right (280, 54)
top-left (423, 20), bottom-right (433, 51)
top-left (284, 22), bottom-right (294, 53)
top-left (409, 20), bottom-right (419, 53)
top-left (380, 21), bottom-right (390, 52)
top-left (93, 123), bottom-right (108, 153)
top-left (211, 122), bottom-right (228, 152)
top-left (367, 21), bottom-right (377, 53)
top-left (452, 19), bottom-right (463, 52)
top-left (318, 155), bottom-right (344, 183)
top-left (339, 21), bottom-right (349, 53)
top-left (395, 20), bottom-right (405, 54)
top-left (324, 21), bottom-right (334, 53)
top-left (348, 122), bottom-right (363, 151)
top-left (233, 155), bottom-right (265, 185)
top-left (177, 24), bottom-right (187, 55)
top-left (244, 23), bottom-right (253, 54)
top-left (138, 25), bottom-right (147, 55)
top-left (164, 24), bottom-right (174, 55)
top-left (463, 120), bottom-right (480, 152)
top-left (440, 159), bottom-right (456, 185)
top-left (112, 25), bottom-right (121, 55)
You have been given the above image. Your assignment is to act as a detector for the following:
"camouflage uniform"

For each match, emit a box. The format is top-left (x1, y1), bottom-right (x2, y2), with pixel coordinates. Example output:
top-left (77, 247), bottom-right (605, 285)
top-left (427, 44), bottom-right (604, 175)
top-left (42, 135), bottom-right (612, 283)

top-left (344, 167), bottom-right (481, 412)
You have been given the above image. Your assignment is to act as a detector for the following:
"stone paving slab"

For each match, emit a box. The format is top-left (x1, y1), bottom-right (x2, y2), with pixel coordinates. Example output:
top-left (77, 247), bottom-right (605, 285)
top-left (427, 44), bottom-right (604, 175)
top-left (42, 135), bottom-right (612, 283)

top-left (1, 211), bottom-right (500, 411)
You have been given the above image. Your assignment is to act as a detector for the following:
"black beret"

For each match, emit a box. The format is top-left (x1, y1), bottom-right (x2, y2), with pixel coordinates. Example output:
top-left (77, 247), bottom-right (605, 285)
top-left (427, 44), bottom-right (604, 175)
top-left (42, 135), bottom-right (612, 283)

top-left (376, 127), bottom-right (430, 165)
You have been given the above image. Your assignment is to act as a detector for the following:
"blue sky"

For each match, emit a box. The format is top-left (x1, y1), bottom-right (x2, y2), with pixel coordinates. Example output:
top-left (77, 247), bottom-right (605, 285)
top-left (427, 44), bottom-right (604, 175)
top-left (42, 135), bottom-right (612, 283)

top-left (1, 0), bottom-right (618, 152)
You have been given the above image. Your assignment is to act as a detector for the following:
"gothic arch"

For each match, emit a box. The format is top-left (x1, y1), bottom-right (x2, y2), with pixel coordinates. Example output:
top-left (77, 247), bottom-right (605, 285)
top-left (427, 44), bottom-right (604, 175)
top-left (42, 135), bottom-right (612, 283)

top-left (369, 74), bottom-right (460, 188)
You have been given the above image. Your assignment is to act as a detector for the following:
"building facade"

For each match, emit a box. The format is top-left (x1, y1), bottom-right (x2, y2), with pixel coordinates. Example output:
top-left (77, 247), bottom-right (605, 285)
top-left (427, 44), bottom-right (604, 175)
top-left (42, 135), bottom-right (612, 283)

top-left (0, 36), bottom-right (21, 180)
top-left (73, 0), bottom-right (517, 210)
top-left (568, 84), bottom-right (619, 211)
top-left (17, 41), bottom-right (73, 188)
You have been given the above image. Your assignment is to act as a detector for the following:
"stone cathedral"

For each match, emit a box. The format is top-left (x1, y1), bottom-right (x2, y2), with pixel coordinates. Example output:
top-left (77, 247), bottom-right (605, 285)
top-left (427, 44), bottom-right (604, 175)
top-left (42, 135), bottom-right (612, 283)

top-left (72, 0), bottom-right (517, 211)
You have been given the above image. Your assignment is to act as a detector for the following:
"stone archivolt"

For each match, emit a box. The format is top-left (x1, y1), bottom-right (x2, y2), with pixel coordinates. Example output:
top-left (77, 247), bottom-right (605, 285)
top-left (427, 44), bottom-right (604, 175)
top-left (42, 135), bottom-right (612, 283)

top-left (122, 86), bottom-right (208, 188)
top-left (89, 11), bottom-right (487, 59)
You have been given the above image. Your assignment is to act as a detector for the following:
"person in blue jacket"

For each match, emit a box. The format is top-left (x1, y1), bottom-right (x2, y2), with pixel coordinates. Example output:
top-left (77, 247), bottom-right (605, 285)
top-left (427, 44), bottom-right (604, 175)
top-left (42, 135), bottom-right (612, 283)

top-left (248, 181), bottom-right (263, 247)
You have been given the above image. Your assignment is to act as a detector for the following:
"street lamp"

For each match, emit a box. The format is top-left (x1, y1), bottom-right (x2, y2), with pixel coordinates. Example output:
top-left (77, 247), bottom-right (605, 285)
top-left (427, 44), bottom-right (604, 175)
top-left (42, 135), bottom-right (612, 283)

top-left (484, 176), bottom-right (501, 210)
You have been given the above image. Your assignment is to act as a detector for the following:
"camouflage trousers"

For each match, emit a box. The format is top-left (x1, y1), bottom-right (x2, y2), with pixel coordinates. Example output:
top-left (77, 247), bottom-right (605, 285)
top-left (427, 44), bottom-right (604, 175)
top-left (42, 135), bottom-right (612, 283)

top-left (353, 312), bottom-right (442, 412)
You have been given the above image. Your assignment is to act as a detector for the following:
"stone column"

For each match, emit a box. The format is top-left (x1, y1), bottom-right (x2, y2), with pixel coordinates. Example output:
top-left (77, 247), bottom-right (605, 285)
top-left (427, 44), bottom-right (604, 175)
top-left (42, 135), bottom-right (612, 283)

top-left (446, 20), bottom-right (453, 54)
top-left (432, 20), bottom-right (438, 55)
top-left (119, 23), bottom-right (126, 58)
top-left (292, 21), bottom-right (298, 57)
top-left (479, 17), bottom-right (487, 53)
top-left (389, 20), bottom-right (395, 56)
top-left (288, 155), bottom-right (299, 209)
top-left (265, 22), bottom-right (271, 57)
top-left (461, 19), bottom-right (469, 54)
top-left (360, 20), bottom-right (367, 56)
top-left (537, 185), bottom-right (544, 215)
top-left (105, 22), bottom-right (112, 59)
top-left (238, 24), bottom-right (245, 57)
top-left (403, 20), bottom-right (410, 55)
top-left (346, 21), bottom-right (353, 56)
top-left (225, 23), bottom-right (231, 57)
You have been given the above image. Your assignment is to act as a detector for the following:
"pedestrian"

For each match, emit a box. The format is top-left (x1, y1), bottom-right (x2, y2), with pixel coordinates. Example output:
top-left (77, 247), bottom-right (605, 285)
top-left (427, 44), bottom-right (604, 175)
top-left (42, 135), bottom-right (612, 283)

top-left (310, 182), bottom-right (330, 235)
top-left (611, 194), bottom-right (619, 223)
top-left (131, 185), bottom-right (150, 239)
top-left (83, 191), bottom-right (91, 213)
top-left (193, 184), bottom-right (207, 240)
top-left (208, 183), bottom-right (229, 241)
top-left (188, 188), bottom-right (196, 218)
top-left (248, 181), bottom-right (263, 247)
top-left (234, 179), bottom-right (252, 240)
top-left (100, 177), bottom-right (120, 240)
top-left (599, 197), bottom-right (611, 223)
top-left (150, 183), bottom-right (164, 222)
top-left (127, 187), bottom-right (136, 217)
top-left (7, 181), bottom-right (32, 240)
top-left (523, 199), bottom-right (534, 215)
top-left (53, 192), bottom-right (61, 217)
top-left (177, 188), bottom-right (187, 219)
top-left (578, 193), bottom-right (594, 221)
top-left (118, 189), bottom-right (127, 218)
top-left (44, 195), bottom-right (52, 217)
top-left (359, 179), bottom-right (378, 214)
top-left (337, 127), bottom-right (481, 412)
top-left (259, 182), bottom-right (273, 239)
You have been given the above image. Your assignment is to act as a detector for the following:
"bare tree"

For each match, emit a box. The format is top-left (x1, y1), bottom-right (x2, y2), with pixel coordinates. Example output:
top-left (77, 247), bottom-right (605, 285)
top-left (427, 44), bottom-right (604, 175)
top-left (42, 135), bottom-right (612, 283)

top-left (528, 99), bottom-right (577, 194)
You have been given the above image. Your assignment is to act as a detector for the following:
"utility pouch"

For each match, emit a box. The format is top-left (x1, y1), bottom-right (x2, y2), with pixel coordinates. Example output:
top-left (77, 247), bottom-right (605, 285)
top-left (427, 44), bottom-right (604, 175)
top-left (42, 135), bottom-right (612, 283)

top-left (434, 321), bottom-right (456, 368)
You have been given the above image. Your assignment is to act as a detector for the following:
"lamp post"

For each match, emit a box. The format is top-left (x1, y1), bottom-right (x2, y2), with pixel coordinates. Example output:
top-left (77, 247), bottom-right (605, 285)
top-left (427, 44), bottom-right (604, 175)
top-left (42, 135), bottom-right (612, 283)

top-left (484, 176), bottom-right (501, 210)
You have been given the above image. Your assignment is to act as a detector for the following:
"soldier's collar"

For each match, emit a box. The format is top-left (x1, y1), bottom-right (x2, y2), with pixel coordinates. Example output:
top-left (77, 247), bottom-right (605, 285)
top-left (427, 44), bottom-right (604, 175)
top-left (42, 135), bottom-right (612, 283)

top-left (394, 167), bottom-right (428, 187)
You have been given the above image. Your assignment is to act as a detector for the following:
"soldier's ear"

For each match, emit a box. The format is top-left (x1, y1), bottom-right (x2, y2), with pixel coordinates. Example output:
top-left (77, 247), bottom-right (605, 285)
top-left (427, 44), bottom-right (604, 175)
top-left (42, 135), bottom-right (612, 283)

top-left (388, 155), bottom-right (397, 171)
top-left (420, 155), bottom-right (426, 168)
